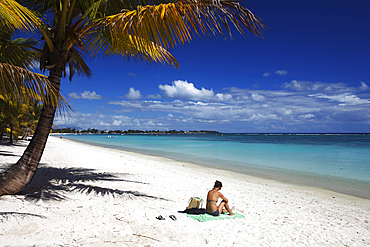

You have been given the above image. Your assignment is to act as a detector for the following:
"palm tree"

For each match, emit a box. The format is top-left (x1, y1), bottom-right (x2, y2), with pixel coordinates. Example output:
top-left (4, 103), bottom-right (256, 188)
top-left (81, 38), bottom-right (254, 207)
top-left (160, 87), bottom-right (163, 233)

top-left (0, 90), bottom-right (43, 143)
top-left (0, 91), bottom-right (18, 142)
top-left (0, 0), bottom-right (60, 105)
top-left (0, 91), bottom-right (19, 143)
top-left (19, 98), bottom-right (43, 140)
top-left (0, 26), bottom-right (44, 143)
top-left (0, 20), bottom-right (66, 144)
top-left (0, 0), bottom-right (265, 196)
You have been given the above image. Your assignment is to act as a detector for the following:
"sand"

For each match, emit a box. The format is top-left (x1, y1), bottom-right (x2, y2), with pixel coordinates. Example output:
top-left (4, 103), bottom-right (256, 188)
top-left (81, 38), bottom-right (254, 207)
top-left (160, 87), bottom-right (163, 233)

top-left (1, 136), bottom-right (369, 246)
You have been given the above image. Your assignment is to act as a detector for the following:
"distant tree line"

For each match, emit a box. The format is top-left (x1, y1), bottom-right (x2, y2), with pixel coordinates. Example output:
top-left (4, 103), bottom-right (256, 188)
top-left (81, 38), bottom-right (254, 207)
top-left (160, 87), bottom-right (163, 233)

top-left (50, 128), bottom-right (220, 134)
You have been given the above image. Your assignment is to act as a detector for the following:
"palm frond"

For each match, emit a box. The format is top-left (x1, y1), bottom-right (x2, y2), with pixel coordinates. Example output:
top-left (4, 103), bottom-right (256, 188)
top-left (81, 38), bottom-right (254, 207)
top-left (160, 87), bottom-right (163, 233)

top-left (0, 62), bottom-right (61, 108)
top-left (0, 94), bottom-right (18, 119)
top-left (68, 47), bottom-right (92, 81)
top-left (0, 37), bottom-right (40, 70)
top-left (97, 0), bottom-right (264, 54)
top-left (90, 0), bottom-right (264, 66)
top-left (87, 27), bottom-right (179, 67)
top-left (0, 0), bottom-right (42, 31)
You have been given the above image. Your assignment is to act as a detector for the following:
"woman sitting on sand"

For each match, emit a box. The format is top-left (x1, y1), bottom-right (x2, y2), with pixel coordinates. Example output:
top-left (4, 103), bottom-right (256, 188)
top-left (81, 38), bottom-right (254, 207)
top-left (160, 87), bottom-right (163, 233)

top-left (206, 180), bottom-right (234, 216)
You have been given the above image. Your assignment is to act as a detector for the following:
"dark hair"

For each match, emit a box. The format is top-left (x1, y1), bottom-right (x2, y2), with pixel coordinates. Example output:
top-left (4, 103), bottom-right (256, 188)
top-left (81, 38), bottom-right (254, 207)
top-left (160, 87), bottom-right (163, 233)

top-left (214, 180), bottom-right (222, 188)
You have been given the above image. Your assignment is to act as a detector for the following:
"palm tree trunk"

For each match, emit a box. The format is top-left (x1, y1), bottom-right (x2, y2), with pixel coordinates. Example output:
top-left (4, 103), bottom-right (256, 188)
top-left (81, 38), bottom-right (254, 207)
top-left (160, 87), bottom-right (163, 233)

top-left (0, 68), bottom-right (62, 196)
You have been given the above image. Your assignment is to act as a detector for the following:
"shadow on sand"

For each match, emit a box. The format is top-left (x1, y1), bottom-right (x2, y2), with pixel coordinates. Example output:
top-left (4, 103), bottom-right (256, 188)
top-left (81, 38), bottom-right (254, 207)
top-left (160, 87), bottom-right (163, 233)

top-left (0, 150), bottom-right (21, 157)
top-left (0, 212), bottom-right (46, 222)
top-left (0, 140), bottom-right (27, 160)
top-left (17, 165), bottom-right (167, 202)
top-left (0, 139), bottom-right (29, 147)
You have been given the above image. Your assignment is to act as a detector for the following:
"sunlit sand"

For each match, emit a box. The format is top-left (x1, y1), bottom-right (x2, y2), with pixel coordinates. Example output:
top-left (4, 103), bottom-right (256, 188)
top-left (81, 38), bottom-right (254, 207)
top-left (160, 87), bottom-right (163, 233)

top-left (1, 137), bottom-right (369, 246)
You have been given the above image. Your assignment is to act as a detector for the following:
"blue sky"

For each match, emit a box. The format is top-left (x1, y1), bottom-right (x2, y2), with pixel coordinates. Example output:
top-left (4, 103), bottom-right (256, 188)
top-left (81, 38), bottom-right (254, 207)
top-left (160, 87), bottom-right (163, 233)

top-left (54, 0), bottom-right (370, 133)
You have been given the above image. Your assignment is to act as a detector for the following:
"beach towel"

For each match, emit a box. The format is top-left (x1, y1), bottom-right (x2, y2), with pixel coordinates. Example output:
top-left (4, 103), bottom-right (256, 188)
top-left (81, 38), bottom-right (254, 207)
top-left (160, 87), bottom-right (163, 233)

top-left (185, 212), bottom-right (244, 222)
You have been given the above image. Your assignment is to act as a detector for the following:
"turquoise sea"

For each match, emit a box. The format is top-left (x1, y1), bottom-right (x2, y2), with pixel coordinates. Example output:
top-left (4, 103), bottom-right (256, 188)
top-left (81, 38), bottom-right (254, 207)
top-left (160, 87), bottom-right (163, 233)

top-left (59, 133), bottom-right (370, 199)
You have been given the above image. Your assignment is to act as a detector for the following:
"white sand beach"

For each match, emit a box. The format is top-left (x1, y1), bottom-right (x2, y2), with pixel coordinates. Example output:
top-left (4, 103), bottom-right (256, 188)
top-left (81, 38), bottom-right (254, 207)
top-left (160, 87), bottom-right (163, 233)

top-left (1, 136), bottom-right (369, 246)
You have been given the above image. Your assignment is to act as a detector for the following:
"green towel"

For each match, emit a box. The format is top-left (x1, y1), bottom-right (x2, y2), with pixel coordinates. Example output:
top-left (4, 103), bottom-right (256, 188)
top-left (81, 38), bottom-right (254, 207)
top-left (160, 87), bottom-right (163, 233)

top-left (185, 212), bottom-right (244, 222)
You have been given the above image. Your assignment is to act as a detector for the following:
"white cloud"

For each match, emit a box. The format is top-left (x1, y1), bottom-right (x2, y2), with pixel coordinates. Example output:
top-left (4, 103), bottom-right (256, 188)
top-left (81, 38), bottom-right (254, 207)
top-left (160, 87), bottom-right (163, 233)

top-left (147, 94), bottom-right (162, 99)
top-left (309, 93), bottom-right (370, 106)
top-left (128, 73), bottom-right (137, 77)
top-left (81, 91), bottom-right (103, 100)
top-left (283, 80), bottom-right (306, 91)
top-left (60, 79), bottom-right (370, 133)
top-left (235, 95), bottom-right (249, 101)
top-left (263, 70), bottom-right (288, 77)
top-left (54, 112), bottom-right (152, 130)
top-left (271, 125), bottom-right (287, 130)
top-left (69, 91), bottom-right (102, 100)
top-left (68, 92), bottom-right (80, 99)
top-left (275, 70), bottom-right (288, 76)
top-left (360, 81), bottom-right (369, 91)
top-left (298, 114), bottom-right (315, 119)
top-left (144, 120), bottom-right (156, 126)
top-left (98, 120), bottom-right (111, 126)
top-left (159, 80), bottom-right (213, 101)
top-left (112, 120), bottom-right (123, 126)
top-left (125, 87), bottom-right (142, 100)
top-left (283, 80), bottom-right (350, 92)
top-left (159, 80), bottom-right (231, 102)
top-left (251, 93), bottom-right (265, 101)
top-left (215, 93), bottom-right (233, 101)
top-left (249, 114), bottom-right (280, 121)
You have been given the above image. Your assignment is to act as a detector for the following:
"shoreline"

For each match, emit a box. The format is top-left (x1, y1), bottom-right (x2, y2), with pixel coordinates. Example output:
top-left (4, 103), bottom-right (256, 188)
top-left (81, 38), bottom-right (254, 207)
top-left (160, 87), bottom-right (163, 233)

top-left (60, 135), bottom-right (370, 200)
top-left (1, 137), bottom-right (369, 246)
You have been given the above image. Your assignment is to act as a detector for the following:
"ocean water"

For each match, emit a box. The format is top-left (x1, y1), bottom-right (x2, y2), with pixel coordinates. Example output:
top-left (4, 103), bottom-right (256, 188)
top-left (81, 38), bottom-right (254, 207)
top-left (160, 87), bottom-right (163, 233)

top-left (59, 133), bottom-right (370, 199)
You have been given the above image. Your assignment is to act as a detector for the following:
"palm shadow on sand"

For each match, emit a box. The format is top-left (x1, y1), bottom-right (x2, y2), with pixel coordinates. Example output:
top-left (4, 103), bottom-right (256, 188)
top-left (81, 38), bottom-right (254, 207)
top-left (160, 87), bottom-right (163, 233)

top-left (0, 141), bottom-right (27, 158)
top-left (18, 165), bottom-right (167, 202)
top-left (0, 212), bottom-right (46, 222)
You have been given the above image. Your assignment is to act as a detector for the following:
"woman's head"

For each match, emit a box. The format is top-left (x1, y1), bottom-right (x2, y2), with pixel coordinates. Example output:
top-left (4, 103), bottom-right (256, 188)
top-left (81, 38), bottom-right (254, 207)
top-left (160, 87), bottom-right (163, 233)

top-left (214, 180), bottom-right (223, 189)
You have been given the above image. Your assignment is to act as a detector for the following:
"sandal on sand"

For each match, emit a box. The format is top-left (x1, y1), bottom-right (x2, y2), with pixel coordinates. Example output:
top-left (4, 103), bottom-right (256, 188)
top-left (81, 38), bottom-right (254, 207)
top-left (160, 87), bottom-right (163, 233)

top-left (169, 215), bottom-right (177, 221)
top-left (156, 215), bottom-right (165, 220)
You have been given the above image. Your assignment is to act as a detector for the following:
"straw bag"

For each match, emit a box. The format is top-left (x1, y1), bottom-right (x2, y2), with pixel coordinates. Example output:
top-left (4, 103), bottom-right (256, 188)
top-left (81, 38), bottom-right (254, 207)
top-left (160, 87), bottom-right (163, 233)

top-left (187, 197), bottom-right (204, 209)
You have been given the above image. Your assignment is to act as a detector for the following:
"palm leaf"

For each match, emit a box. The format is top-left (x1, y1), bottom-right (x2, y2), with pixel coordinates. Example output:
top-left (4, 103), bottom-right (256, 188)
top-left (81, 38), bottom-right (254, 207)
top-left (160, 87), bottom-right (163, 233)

top-left (68, 47), bottom-right (93, 81)
top-left (0, 0), bottom-right (41, 31)
top-left (86, 27), bottom-right (179, 67)
top-left (0, 62), bottom-right (61, 108)
top-left (98, 0), bottom-right (265, 56)
top-left (89, 0), bottom-right (265, 67)
top-left (0, 94), bottom-right (17, 120)
top-left (0, 37), bottom-right (40, 70)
